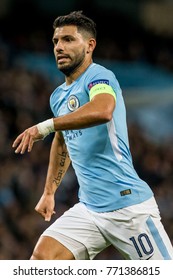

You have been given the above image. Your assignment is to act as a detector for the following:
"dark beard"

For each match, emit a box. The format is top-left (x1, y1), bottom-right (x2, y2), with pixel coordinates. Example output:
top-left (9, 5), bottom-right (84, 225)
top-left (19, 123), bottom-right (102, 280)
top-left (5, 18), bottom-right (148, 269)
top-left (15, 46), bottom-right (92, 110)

top-left (58, 51), bottom-right (85, 77)
top-left (59, 63), bottom-right (78, 76)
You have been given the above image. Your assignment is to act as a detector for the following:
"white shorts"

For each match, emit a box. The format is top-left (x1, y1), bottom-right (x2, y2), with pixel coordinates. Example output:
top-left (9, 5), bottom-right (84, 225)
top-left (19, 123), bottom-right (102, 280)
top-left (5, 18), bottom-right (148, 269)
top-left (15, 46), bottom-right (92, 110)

top-left (42, 197), bottom-right (173, 260)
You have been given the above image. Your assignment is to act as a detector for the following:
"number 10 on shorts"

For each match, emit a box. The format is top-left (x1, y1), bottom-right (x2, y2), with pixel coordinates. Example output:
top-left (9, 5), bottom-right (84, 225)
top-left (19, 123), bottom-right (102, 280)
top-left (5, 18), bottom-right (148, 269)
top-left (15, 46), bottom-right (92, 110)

top-left (130, 233), bottom-right (154, 258)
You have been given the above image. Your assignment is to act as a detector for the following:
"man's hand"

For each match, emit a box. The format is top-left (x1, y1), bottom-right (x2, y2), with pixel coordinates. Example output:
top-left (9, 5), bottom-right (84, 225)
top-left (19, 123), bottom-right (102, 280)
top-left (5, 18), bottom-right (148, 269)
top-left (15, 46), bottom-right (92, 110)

top-left (12, 125), bottom-right (44, 154)
top-left (35, 193), bottom-right (56, 222)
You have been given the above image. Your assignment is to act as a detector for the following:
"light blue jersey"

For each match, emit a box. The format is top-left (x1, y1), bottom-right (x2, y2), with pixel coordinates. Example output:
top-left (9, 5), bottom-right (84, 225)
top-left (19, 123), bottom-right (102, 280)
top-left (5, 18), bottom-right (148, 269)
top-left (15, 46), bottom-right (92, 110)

top-left (50, 63), bottom-right (153, 212)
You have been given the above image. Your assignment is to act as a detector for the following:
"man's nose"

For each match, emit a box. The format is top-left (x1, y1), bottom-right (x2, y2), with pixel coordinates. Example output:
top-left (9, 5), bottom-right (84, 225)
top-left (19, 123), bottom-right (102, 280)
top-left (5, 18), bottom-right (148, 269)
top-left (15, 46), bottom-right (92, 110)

top-left (55, 41), bottom-right (63, 51)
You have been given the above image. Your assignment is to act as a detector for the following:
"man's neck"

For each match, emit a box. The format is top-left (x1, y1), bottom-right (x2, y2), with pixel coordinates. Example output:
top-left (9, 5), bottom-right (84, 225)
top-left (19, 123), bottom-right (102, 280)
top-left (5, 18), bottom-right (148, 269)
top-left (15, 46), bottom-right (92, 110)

top-left (65, 59), bottom-right (93, 85)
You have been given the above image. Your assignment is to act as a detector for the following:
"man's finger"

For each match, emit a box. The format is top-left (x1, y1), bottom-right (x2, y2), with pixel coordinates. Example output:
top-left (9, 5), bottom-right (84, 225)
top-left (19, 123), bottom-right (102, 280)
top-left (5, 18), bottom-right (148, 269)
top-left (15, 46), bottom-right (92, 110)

top-left (45, 210), bottom-right (56, 222)
top-left (28, 136), bottom-right (34, 153)
top-left (12, 132), bottom-right (25, 148)
top-left (45, 210), bottom-right (52, 222)
top-left (15, 133), bottom-right (30, 154)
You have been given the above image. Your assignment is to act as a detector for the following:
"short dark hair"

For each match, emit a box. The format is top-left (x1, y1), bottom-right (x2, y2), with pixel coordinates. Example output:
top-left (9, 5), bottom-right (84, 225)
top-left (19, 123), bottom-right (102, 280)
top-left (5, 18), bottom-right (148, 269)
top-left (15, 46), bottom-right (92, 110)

top-left (53, 11), bottom-right (97, 39)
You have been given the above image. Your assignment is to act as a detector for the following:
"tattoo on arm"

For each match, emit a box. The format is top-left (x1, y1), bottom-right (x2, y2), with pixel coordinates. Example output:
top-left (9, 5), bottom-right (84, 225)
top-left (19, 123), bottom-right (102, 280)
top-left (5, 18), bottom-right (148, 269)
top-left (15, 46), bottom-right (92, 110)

top-left (53, 152), bottom-right (69, 187)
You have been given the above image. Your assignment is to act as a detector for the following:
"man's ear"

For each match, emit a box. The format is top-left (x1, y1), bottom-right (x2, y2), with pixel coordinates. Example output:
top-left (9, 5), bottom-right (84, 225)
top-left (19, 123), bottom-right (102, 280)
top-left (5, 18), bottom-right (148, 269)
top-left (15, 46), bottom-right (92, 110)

top-left (87, 38), bottom-right (96, 53)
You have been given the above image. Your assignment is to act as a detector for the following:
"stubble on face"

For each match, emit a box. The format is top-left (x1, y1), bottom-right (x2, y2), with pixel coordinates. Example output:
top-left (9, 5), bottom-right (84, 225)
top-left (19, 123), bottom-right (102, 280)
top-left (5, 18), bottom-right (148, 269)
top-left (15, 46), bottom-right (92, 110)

top-left (57, 48), bottom-right (86, 77)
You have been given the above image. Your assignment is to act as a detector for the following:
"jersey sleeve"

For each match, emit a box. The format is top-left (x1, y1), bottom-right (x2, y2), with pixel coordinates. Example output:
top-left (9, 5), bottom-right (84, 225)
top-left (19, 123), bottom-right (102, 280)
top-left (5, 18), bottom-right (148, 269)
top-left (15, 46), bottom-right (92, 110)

top-left (85, 67), bottom-right (121, 101)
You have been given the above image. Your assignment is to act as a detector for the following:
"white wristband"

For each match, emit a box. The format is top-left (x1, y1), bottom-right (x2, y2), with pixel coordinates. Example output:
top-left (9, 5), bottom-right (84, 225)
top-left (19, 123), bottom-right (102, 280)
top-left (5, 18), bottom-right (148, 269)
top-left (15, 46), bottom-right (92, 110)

top-left (36, 118), bottom-right (55, 137)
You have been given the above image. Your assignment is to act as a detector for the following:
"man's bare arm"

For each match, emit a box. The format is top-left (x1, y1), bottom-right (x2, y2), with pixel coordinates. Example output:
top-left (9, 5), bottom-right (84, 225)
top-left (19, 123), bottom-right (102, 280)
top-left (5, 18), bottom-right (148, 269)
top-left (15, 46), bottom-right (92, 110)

top-left (35, 131), bottom-right (71, 221)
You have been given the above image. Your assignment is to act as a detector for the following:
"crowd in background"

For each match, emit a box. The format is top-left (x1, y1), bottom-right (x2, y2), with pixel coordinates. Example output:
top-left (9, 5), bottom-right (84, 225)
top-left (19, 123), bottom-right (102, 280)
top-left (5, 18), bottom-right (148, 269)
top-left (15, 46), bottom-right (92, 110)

top-left (0, 23), bottom-right (173, 259)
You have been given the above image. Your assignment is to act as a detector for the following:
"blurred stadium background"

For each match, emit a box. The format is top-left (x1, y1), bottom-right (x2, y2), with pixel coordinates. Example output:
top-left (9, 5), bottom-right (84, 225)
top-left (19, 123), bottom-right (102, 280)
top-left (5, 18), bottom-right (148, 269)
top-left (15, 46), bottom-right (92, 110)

top-left (0, 0), bottom-right (173, 259)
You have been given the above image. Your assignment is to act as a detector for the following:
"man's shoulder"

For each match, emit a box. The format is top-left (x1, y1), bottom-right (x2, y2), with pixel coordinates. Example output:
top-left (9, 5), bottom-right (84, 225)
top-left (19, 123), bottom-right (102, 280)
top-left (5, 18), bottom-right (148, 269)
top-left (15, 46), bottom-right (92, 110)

top-left (86, 62), bottom-right (115, 79)
top-left (90, 62), bottom-right (109, 71)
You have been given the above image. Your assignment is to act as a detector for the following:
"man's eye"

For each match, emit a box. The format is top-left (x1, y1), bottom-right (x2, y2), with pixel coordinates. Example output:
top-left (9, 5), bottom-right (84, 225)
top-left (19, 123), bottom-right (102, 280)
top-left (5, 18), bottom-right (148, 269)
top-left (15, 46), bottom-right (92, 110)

top-left (53, 40), bottom-right (58, 45)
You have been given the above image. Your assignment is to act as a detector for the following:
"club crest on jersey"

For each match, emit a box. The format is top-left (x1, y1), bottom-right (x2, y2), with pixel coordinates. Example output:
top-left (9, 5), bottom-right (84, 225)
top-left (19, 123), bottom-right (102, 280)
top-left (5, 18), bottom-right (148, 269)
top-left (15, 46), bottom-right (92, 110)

top-left (67, 95), bottom-right (80, 111)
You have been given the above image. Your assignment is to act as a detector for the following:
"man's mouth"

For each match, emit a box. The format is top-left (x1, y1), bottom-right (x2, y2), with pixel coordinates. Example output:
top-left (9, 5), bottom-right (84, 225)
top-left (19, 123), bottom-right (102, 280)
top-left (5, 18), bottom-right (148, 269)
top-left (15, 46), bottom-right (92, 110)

top-left (57, 55), bottom-right (69, 63)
